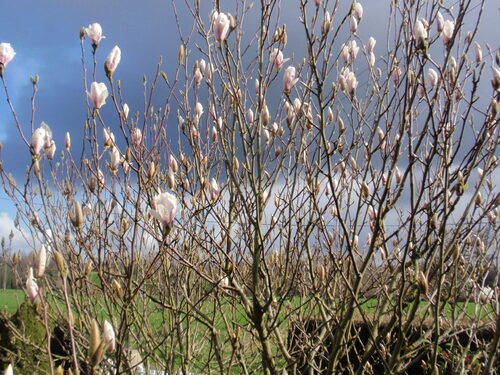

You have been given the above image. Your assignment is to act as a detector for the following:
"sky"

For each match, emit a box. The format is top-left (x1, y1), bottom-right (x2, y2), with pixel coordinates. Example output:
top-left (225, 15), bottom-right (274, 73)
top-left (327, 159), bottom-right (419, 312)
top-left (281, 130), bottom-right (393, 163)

top-left (0, 0), bottom-right (498, 251)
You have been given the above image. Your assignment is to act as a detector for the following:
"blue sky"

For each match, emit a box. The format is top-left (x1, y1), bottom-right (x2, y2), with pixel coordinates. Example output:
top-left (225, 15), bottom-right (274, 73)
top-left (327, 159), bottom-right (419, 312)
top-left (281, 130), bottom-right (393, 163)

top-left (0, 0), bottom-right (498, 249)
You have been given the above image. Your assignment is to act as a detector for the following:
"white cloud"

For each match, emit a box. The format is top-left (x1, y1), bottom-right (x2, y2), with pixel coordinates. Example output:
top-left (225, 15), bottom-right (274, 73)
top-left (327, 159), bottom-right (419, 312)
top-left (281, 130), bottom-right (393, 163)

top-left (0, 211), bottom-right (29, 253)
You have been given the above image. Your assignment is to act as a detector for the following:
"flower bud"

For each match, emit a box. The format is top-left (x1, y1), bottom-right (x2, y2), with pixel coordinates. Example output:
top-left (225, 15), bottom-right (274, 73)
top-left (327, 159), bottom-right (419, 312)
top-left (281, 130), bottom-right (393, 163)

top-left (352, 2), bottom-right (363, 22)
top-left (47, 141), bottom-right (56, 160)
top-left (85, 23), bottom-right (105, 47)
top-left (89, 319), bottom-right (101, 361)
top-left (427, 68), bottom-right (439, 88)
top-left (367, 37), bottom-right (376, 53)
top-left (53, 251), bottom-right (66, 275)
top-left (65, 132), bottom-right (71, 151)
top-left (37, 244), bottom-right (47, 278)
top-left (103, 320), bottom-right (116, 353)
top-left (322, 11), bottom-right (332, 35)
top-left (169, 155), bottom-right (179, 173)
top-left (3, 364), bottom-right (13, 375)
top-left (105, 46), bottom-right (121, 79)
top-left (283, 66), bottom-right (298, 92)
top-left (178, 44), bottom-right (185, 65)
top-left (70, 201), bottom-right (84, 228)
top-left (214, 12), bottom-right (230, 42)
top-left (0, 43), bottom-right (16, 74)
top-left (350, 16), bottom-right (358, 33)
top-left (88, 82), bottom-right (108, 110)
top-left (167, 171), bottom-right (175, 190)
top-left (474, 42), bottom-right (482, 64)
top-left (148, 161), bottom-right (156, 181)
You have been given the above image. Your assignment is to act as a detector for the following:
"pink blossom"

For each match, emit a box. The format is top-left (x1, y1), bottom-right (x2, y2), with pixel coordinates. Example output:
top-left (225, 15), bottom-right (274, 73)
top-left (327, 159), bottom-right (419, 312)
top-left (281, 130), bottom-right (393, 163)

top-left (151, 191), bottom-right (177, 228)
top-left (194, 67), bottom-right (203, 85)
top-left (0, 43), bottom-right (16, 68)
top-left (103, 320), bottom-right (116, 353)
top-left (440, 20), bottom-right (454, 44)
top-left (26, 270), bottom-right (39, 304)
top-left (89, 82), bottom-right (108, 109)
top-left (85, 23), bottom-right (105, 46)
top-left (105, 45), bottom-right (121, 77)
top-left (122, 103), bottom-right (130, 119)
top-left (246, 109), bottom-right (254, 124)
top-left (31, 127), bottom-right (47, 155)
top-left (322, 11), bottom-right (332, 35)
top-left (270, 48), bottom-right (286, 69)
top-left (195, 102), bottom-right (204, 118)
top-left (350, 16), bottom-right (358, 33)
top-left (352, 2), bottom-right (363, 22)
top-left (346, 70), bottom-right (358, 94)
top-left (427, 68), bottom-right (439, 88)
top-left (47, 141), bottom-right (56, 160)
top-left (37, 245), bottom-right (47, 278)
top-left (341, 44), bottom-right (350, 63)
top-left (367, 37), bottom-right (376, 53)
top-left (413, 19), bottom-right (428, 46)
top-left (214, 12), bottom-right (230, 42)
top-left (283, 66), bottom-right (299, 92)
top-left (436, 11), bottom-right (444, 33)
top-left (131, 128), bottom-right (142, 147)
top-left (103, 127), bottom-right (115, 148)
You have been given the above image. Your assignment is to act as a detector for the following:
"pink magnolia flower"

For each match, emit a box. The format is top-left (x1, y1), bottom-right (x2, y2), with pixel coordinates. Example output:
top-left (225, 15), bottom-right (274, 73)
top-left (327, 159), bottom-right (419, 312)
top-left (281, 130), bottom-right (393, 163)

top-left (85, 23), bottom-right (105, 46)
top-left (340, 44), bottom-right (350, 63)
top-left (37, 244), bottom-right (47, 278)
top-left (214, 12), bottom-right (230, 42)
top-left (368, 52), bottom-right (375, 68)
top-left (103, 127), bottom-right (115, 148)
top-left (199, 59), bottom-right (206, 74)
top-left (270, 48), bottom-right (286, 69)
top-left (47, 141), bottom-right (56, 160)
top-left (345, 70), bottom-right (358, 94)
top-left (31, 127), bottom-right (47, 155)
top-left (105, 45), bottom-right (121, 77)
top-left (109, 147), bottom-right (120, 172)
top-left (352, 2), bottom-right (363, 22)
top-left (350, 16), bottom-right (358, 33)
top-left (440, 20), bottom-right (454, 44)
top-left (210, 178), bottom-right (219, 200)
top-left (427, 68), bottom-right (439, 88)
top-left (436, 11), bottom-right (444, 33)
top-left (0, 42), bottom-right (16, 68)
top-left (246, 108), bottom-right (254, 124)
top-left (392, 66), bottom-right (402, 85)
top-left (194, 67), bottom-right (203, 85)
top-left (349, 40), bottom-right (359, 60)
top-left (131, 128), bottom-right (142, 147)
top-left (322, 11), bottom-right (332, 35)
top-left (103, 320), bottom-right (116, 353)
top-left (151, 191), bottom-right (177, 228)
top-left (315, 0), bottom-right (321, 6)
top-left (367, 37), bottom-right (376, 53)
top-left (195, 102), bottom-right (204, 119)
top-left (122, 103), bottom-right (129, 119)
top-left (413, 19), bottom-right (428, 47)
top-left (283, 66), bottom-right (299, 92)
top-left (89, 82), bottom-right (108, 109)
top-left (26, 270), bottom-right (39, 304)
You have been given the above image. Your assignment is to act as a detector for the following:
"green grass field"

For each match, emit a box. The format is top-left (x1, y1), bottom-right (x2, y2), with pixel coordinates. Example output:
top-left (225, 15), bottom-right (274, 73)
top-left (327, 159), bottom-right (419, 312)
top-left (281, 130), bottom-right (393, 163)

top-left (0, 289), bottom-right (25, 314)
